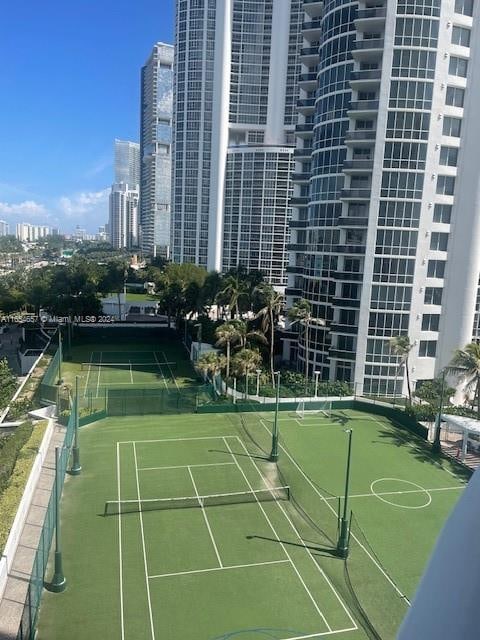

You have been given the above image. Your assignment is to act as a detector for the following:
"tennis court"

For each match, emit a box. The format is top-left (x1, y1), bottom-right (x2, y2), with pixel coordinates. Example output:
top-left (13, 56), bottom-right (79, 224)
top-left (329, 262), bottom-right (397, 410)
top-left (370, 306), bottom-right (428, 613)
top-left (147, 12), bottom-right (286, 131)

top-left (36, 407), bottom-right (468, 640)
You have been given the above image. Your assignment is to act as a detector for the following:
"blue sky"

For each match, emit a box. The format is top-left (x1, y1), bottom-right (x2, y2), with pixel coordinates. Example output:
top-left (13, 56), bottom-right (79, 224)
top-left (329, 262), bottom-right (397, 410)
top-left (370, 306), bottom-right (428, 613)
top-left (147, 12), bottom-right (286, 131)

top-left (0, 0), bottom-right (174, 233)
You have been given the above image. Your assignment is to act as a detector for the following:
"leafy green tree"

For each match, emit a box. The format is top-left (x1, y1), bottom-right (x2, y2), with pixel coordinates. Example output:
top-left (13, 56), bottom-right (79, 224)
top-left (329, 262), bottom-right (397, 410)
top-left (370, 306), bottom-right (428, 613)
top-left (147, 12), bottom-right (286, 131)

top-left (231, 348), bottom-right (263, 397)
top-left (254, 283), bottom-right (284, 384)
top-left (98, 262), bottom-right (128, 319)
top-left (389, 335), bottom-right (414, 404)
top-left (446, 343), bottom-right (480, 416)
top-left (215, 322), bottom-right (243, 379)
top-left (0, 236), bottom-right (23, 254)
top-left (415, 378), bottom-right (455, 406)
top-left (0, 358), bottom-right (16, 411)
top-left (216, 272), bottom-right (250, 319)
top-left (197, 351), bottom-right (226, 381)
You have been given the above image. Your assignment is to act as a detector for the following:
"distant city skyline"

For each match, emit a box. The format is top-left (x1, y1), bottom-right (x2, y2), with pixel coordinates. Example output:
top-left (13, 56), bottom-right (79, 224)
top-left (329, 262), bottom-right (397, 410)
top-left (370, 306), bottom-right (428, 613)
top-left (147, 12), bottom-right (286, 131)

top-left (0, 0), bottom-right (174, 233)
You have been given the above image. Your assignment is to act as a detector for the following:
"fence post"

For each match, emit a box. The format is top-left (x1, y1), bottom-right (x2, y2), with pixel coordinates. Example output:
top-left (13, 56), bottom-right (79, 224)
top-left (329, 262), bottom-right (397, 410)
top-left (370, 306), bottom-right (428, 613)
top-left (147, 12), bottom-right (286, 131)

top-left (49, 447), bottom-right (66, 592)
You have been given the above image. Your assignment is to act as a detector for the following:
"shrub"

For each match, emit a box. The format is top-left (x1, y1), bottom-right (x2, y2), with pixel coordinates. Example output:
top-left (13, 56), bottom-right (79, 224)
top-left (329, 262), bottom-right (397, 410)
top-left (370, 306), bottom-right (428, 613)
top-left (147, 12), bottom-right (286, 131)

top-left (0, 421), bottom-right (47, 553)
top-left (0, 422), bottom-right (34, 496)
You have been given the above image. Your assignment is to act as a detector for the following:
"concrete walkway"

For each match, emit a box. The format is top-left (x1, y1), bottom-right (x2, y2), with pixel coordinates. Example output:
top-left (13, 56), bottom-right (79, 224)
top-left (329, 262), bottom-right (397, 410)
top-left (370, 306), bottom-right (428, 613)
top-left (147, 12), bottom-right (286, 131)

top-left (0, 420), bottom-right (66, 640)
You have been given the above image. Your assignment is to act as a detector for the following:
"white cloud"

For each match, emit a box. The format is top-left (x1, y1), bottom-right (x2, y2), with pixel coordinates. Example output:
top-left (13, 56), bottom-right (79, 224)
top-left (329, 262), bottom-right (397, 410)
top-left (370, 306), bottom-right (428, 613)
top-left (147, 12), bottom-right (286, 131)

top-left (0, 200), bottom-right (48, 217)
top-left (58, 188), bottom-right (110, 217)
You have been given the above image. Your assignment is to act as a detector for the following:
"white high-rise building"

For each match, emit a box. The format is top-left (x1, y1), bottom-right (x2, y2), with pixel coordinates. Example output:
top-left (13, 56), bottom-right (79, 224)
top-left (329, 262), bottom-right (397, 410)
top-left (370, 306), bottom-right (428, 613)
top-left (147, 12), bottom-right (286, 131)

top-left (171, 0), bottom-right (303, 286)
top-left (0, 220), bottom-right (9, 236)
top-left (15, 223), bottom-right (50, 242)
top-left (114, 139), bottom-right (140, 187)
top-left (109, 183), bottom-right (139, 249)
top-left (285, 0), bottom-right (480, 397)
top-left (140, 43), bottom-right (174, 257)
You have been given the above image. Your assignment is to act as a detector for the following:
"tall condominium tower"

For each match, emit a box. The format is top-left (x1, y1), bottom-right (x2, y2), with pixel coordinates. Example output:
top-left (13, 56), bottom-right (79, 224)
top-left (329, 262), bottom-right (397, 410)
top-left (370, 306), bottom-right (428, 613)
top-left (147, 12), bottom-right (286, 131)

top-left (285, 0), bottom-right (479, 396)
top-left (109, 183), bottom-right (139, 250)
top-left (0, 220), bottom-right (9, 236)
top-left (140, 43), bottom-right (174, 257)
top-left (114, 139), bottom-right (140, 187)
top-left (171, 0), bottom-right (303, 286)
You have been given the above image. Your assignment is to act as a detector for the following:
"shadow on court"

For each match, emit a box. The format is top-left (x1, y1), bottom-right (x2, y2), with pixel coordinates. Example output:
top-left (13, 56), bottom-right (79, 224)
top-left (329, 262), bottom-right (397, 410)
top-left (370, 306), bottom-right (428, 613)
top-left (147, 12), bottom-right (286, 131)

top-left (208, 448), bottom-right (270, 462)
top-left (246, 534), bottom-right (337, 558)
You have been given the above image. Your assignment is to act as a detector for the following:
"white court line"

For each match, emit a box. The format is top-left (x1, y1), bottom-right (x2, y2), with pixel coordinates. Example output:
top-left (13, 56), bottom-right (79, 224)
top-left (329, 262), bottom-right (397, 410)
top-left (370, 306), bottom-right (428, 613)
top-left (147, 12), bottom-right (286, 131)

top-left (187, 466), bottom-right (223, 568)
top-left (233, 436), bottom-right (357, 630)
top-left (129, 360), bottom-right (133, 384)
top-left (118, 435), bottom-right (238, 444)
top-left (95, 351), bottom-right (102, 399)
top-left (84, 352), bottom-right (93, 398)
top-left (324, 485), bottom-right (464, 501)
top-left (132, 443), bottom-right (156, 640)
top-left (116, 443), bottom-right (125, 640)
top-left (279, 630), bottom-right (358, 640)
top-left (223, 438), bottom-right (332, 632)
top-left (139, 462), bottom-right (236, 471)
top-left (160, 350), bottom-right (180, 391)
top-left (149, 559), bottom-right (289, 579)
top-left (153, 351), bottom-right (169, 392)
top-left (259, 419), bottom-right (410, 604)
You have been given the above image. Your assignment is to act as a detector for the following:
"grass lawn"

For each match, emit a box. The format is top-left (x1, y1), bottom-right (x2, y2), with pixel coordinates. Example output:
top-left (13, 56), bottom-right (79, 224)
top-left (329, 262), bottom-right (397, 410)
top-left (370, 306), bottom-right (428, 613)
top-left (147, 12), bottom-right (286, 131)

top-left (36, 407), bottom-right (468, 640)
top-left (125, 292), bottom-right (159, 302)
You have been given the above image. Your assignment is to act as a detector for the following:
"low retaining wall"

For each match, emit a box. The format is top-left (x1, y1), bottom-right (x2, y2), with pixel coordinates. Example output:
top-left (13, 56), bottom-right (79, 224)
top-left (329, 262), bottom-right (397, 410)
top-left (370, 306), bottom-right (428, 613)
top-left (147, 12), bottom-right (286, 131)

top-left (0, 419), bottom-right (55, 600)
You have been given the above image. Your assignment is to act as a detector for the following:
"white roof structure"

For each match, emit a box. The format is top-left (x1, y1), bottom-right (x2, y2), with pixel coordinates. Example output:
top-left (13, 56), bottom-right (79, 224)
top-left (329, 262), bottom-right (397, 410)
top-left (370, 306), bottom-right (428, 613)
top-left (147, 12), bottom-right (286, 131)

top-left (441, 413), bottom-right (480, 436)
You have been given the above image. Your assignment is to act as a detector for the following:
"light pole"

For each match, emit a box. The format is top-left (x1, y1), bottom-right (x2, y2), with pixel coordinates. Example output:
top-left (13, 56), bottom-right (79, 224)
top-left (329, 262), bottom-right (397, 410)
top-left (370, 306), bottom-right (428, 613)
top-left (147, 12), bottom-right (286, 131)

top-left (50, 446), bottom-right (67, 592)
top-left (70, 376), bottom-right (81, 475)
top-left (432, 369), bottom-right (446, 454)
top-left (194, 323), bottom-right (202, 361)
top-left (245, 372), bottom-right (249, 399)
top-left (314, 370), bottom-right (321, 398)
top-left (256, 369), bottom-right (261, 396)
top-left (270, 371), bottom-right (280, 462)
top-left (58, 328), bottom-right (63, 385)
top-left (337, 429), bottom-right (353, 558)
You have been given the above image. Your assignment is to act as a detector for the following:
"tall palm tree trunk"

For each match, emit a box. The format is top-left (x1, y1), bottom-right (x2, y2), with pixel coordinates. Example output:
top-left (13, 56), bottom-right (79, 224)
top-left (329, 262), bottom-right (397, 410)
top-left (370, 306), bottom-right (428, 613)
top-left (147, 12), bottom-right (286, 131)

top-left (270, 308), bottom-right (275, 386)
top-left (405, 356), bottom-right (412, 405)
top-left (304, 321), bottom-right (310, 396)
top-left (226, 341), bottom-right (230, 379)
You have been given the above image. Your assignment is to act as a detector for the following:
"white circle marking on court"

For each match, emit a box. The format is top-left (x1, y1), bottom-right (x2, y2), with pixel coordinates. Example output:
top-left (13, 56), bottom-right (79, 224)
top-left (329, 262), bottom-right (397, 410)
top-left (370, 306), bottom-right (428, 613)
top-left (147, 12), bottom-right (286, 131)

top-left (370, 478), bottom-right (432, 510)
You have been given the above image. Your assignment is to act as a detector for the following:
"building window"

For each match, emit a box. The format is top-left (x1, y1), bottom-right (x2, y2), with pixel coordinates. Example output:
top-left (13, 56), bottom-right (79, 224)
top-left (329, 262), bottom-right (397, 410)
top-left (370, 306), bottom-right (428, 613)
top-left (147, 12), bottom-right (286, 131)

top-left (430, 232), bottom-right (449, 251)
top-left (436, 175), bottom-right (456, 196)
top-left (419, 340), bottom-right (437, 357)
top-left (454, 0), bottom-right (473, 17)
top-left (452, 26), bottom-right (471, 47)
top-left (422, 314), bottom-right (440, 331)
top-left (445, 86), bottom-right (465, 108)
top-left (449, 56), bottom-right (468, 78)
top-left (433, 204), bottom-right (452, 224)
top-left (439, 146), bottom-right (458, 167)
top-left (427, 260), bottom-right (446, 278)
top-left (424, 287), bottom-right (443, 305)
top-left (443, 117), bottom-right (462, 137)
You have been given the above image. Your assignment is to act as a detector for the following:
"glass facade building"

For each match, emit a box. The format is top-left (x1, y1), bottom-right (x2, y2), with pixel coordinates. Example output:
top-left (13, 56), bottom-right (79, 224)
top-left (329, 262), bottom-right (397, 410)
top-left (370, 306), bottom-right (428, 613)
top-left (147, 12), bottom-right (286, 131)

top-left (172, 0), bottom-right (303, 286)
top-left (140, 43), bottom-right (174, 257)
top-left (286, 0), bottom-right (480, 396)
top-left (114, 139), bottom-right (140, 187)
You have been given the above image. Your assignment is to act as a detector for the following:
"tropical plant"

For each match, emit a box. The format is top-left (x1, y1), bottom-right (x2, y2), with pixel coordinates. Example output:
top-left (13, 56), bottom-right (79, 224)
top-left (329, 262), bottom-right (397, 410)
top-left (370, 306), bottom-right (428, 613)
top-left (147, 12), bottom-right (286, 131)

top-left (197, 351), bottom-right (226, 381)
top-left (231, 348), bottom-right (263, 398)
top-left (389, 335), bottom-right (414, 404)
top-left (254, 283), bottom-right (284, 384)
top-left (415, 378), bottom-right (455, 406)
top-left (446, 342), bottom-right (480, 416)
top-left (216, 272), bottom-right (250, 319)
top-left (288, 298), bottom-right (325, 394)
top-left (214, 322), bottom-right (243, 379)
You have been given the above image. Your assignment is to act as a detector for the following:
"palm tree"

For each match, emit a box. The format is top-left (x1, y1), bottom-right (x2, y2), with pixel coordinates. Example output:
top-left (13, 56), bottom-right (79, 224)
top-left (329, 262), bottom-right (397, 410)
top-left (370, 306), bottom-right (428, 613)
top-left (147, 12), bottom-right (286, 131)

top-left (231, 348), bottom-right (262, 398)
top-left (230, 319), bottom-right (267, 350)
top-left (216, 273), bottom-right (250, 319)
top-left (389, 335), bottom-right (414, 404)
top-left (197, 351), bottom-right (227, 381)
top-left (214, 321), bottom-right (242, 379)
top-left (254, 283), bottom-right (284, 384)
top-left (288, 298), bottom-right (325, 394)
top-left (446, 343), bottom-right (480, 416)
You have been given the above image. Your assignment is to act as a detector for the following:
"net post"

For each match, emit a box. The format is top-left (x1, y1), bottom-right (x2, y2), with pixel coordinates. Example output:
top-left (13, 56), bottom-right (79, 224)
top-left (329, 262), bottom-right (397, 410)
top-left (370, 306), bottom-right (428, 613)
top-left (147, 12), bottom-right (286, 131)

top-left (337, 429), bottom-right (353, 559)
top-left (269, 371), bottom-right (280, 462)
top-left (70, 376), bottom-right (82, 475)
top-left (49, 447), bottom-right (67, 592)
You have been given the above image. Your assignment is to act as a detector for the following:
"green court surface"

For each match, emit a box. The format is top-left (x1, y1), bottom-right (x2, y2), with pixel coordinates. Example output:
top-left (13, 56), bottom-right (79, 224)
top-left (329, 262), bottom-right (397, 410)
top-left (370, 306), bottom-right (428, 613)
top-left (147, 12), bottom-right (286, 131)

top-left (36, 408), bottom-right (468, 640)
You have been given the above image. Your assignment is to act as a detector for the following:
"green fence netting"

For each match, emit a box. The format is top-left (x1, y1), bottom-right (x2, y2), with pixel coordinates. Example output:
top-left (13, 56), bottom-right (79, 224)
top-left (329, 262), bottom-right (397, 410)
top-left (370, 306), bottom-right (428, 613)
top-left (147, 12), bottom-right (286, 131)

top-left (16, 399), bottom-right (76, 640)
top-left (39, 348), bottom-right (61, 405)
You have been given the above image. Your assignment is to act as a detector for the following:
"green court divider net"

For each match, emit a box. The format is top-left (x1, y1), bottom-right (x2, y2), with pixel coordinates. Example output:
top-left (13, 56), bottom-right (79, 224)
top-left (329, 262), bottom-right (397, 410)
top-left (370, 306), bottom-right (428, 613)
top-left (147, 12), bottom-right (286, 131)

top-left (16, 400), bottom-right (76, 640)
top-left (39, 348), bottom-right (61, 405)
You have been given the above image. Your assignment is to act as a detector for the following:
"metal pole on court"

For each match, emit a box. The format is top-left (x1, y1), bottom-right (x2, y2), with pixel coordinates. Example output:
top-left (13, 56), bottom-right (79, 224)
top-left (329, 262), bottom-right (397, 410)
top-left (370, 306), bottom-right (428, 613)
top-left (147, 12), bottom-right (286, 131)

top-left (270, 371), bottom-right (280, 462)
top-left (337, 429), bottom-right (353, 558)
top-left (50, 446), bottom-right (67, 592)
top-left (233, 378), bottom-right (237, 404)
top-left (71, 376), bottom-right (82, 475)
top-left (432, 369), bottom-right (446, 454)
top-left (58, 328), bottom-right (63, 384)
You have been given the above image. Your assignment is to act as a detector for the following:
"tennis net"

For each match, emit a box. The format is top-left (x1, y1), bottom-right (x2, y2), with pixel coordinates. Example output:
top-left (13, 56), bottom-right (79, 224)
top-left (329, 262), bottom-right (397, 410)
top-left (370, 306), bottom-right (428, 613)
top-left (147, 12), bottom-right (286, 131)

top-left (104, 485), bottom-right (290, 516)
top-left (81, 361), bottom-right (177, 371)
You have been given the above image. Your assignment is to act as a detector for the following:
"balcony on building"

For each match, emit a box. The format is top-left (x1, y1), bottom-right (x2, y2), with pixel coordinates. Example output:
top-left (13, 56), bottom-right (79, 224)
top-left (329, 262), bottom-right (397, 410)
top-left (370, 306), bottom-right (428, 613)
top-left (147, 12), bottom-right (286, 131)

top-left (332, 270), bottom-right (364, 282)
top-left (297, 98), bottom-right (316, 114)
top-left (295, 123), bottom-right (314, 138)
top-left (286, 243), bottom-right (304, 251)
top-left (292, 172), bottom-right (310, 183)
top-left (352, 38), bottom-right (384, 62)
top-left (342, 159), bottom-right (374, 173)
top-left (345, 129), bottom-right (376, 145)
top-left (354, 7), bottom-right (387, 31)
top-left (286, 264), bottom-right (303, 274)
top-left (303, 0), bottom-right (323, 19)
top-left (332, 297), bottom-right (361, 308)
top-left (334, 244), bottom-right (367, 254)
top-left (290, 219), bottom-right (308, 229)
top-left (302, 19), bottom-right (322, 40)
top-left (349, 68), bottom-right (382, 89)
top-left (293, 146), bottom-right (313, 160)
top-left (300, 44), bottom-right (320, 65)
top-left (337, 215), bottom-right (369, 226)
top-left (329, 323), bottom-right (358, 335)
top-left (285, 286), bottom-right (304, 297)
top-left (298, 72), bottom-right (317, 89)
top-left (340, 188), bottom-right (371, 200)
top-left (347, 100), bottom-right (379, 117)
top-left (328, 349), bottom-right (356, 361)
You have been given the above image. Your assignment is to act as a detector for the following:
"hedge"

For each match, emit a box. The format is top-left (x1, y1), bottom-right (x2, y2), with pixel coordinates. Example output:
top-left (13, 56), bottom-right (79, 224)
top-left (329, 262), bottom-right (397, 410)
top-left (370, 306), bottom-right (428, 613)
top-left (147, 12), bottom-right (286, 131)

top-left (0, 422), bottom-right (34, 495)
top-left (0, 421), bottom-right (47, 553)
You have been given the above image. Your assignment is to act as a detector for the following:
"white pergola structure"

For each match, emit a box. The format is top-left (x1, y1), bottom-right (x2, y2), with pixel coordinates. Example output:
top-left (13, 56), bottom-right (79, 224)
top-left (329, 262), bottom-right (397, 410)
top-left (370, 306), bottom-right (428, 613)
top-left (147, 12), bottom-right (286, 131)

top-left (440, 414), bottom-right (480, 462)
